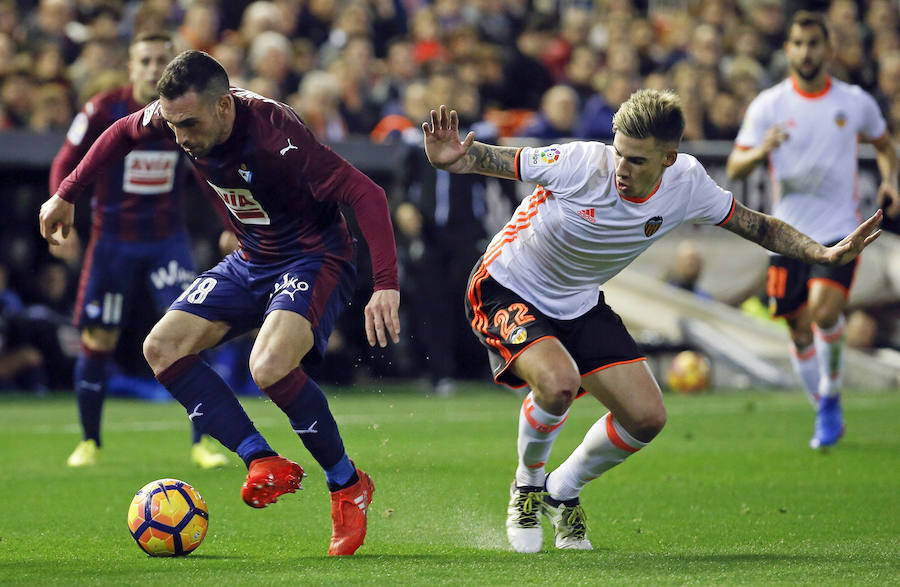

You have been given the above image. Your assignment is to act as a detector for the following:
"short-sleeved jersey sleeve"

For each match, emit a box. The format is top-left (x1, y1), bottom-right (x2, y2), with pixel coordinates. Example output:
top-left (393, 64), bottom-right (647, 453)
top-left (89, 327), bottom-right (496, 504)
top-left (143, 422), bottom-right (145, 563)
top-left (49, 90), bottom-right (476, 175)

top-left (733, 93), bottom-right (771, 149)
top-left (517, 142), bottom-right (606, 197)
top-left (857, 89), bottom-right (888, 141)
top-left (684, 156), bottom-right (736, 226)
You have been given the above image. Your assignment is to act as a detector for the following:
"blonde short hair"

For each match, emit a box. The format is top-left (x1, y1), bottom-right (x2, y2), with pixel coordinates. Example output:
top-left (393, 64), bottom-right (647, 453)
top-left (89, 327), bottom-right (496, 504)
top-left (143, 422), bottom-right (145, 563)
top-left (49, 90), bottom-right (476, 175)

top-left (612, 89), bottom-right (685, 145)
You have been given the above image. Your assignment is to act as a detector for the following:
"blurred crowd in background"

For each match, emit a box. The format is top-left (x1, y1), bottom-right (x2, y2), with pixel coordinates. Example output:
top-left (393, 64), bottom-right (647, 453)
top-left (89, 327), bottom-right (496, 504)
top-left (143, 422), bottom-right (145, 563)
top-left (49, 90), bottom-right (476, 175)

top-left (2, 0), bottom-right (900, 392)
top-left (1, 0), bottom-right (899, 141)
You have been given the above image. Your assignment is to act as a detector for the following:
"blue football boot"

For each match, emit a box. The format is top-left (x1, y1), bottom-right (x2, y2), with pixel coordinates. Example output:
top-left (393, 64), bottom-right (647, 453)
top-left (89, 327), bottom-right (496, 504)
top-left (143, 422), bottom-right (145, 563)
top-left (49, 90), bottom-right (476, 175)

top-left (810, 394), bottom-right (845, 449)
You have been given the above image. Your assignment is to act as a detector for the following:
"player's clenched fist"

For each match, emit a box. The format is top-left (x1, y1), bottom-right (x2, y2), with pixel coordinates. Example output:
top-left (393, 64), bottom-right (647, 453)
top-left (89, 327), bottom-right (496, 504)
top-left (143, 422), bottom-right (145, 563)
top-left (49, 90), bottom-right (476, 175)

top-left (39, 194), bottom-right (74, 246)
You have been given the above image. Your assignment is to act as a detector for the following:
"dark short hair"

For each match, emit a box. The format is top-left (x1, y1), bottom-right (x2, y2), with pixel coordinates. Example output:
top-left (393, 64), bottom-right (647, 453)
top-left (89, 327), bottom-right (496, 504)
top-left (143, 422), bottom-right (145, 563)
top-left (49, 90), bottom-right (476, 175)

top-left (790, 10), bottom-right (830, 42)
top-left (157, 50), bottom-right (229, 101)
top-left (130, 31), bottom-right (173, 47)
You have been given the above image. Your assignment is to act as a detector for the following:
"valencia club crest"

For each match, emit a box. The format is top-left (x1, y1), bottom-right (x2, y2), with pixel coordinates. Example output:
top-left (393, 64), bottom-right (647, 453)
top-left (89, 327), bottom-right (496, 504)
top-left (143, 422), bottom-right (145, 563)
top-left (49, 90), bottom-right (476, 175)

top-left (644, 216), bottom-right (663, 237)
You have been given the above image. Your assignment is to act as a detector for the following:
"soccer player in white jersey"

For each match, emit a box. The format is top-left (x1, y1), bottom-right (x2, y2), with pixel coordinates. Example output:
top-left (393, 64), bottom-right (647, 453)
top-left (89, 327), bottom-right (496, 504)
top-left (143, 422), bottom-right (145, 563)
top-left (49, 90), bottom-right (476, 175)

top-left (727, 11), bottom-right (900, 450)
top-left (423, 89), bottom-right (883, 553)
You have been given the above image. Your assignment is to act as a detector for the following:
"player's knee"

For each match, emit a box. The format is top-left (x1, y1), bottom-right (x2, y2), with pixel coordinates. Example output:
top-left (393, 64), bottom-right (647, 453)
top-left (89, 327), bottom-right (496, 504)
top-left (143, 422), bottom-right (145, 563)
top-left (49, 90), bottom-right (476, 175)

top-left (638, 405), bottom-right (667, 440)
top-left (532, 369), bottom-right (581, 412)
top-left (249, 352), bottom-right (293, 390)
top-left (142, 329), bottom-right (188, 374)
top-left (142, 332), bottom-right (170, 373)
top-left (810, 306), bottom-right (841, 330)
top-left (790, 331), bottom-right (814, 349)
top-left (621, 406), bottom-right (667, 444)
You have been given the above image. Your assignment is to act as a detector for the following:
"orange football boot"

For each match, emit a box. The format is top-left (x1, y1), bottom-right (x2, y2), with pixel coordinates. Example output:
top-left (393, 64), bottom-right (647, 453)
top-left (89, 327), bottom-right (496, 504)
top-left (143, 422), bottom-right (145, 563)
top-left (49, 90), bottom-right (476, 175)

top-left (328, 468), bottom-right (374, 555)
top-left (241, 455), bottom-right (305, 508)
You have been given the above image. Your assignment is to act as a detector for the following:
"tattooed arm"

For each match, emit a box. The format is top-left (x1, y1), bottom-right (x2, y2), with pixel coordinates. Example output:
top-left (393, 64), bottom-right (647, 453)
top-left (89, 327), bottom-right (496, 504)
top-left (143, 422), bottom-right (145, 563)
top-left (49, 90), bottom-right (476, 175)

top-left (423, 105), bottom-right (518, 179)
top-left (722, 200), bottom-right (884, 267)
top-left (451, 142), bottom-right (519, 179)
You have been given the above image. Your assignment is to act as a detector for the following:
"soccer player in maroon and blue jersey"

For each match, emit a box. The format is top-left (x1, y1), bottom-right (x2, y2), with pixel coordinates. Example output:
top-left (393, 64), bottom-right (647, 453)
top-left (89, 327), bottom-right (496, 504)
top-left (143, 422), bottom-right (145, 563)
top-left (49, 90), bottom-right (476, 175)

top-left (50, 33), bottom-right (227, 470)
top-left (40, 50), bottom-right (401, 556)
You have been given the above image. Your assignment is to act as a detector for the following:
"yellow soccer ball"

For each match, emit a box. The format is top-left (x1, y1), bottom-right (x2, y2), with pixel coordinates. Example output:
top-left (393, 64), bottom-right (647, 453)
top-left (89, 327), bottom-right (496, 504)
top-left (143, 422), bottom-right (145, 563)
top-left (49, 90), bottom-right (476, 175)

top-left (127, 478), bottom-right (209, 556)
top-left (666, 350), bottom-right (711, 393)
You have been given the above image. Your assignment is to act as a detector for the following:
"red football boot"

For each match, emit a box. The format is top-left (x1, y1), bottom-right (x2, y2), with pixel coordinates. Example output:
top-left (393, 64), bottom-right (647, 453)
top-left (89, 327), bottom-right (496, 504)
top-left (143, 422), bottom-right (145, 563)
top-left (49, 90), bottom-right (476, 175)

top-left (328, 468), bottom-right (374, 555)
top-left (241, 455), bottom-right (305, 508)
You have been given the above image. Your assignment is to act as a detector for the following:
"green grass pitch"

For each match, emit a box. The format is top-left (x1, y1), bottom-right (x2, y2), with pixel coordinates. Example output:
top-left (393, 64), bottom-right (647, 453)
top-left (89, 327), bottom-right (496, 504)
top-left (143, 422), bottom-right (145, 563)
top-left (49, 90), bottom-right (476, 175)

top-left (1, 384), bottom-right (898, 585)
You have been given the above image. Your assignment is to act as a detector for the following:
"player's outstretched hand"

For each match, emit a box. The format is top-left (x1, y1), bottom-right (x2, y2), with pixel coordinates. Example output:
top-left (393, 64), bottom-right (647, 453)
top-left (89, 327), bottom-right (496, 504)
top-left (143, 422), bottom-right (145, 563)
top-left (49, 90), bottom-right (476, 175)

top-left (39, 194), bottom-right (75, 246)
top-left (364, 288), bottom-right (400, 348)
top-left (822, 209), bottom-right (883, 266)
top-left (423, 105), bottom-right (475, 173)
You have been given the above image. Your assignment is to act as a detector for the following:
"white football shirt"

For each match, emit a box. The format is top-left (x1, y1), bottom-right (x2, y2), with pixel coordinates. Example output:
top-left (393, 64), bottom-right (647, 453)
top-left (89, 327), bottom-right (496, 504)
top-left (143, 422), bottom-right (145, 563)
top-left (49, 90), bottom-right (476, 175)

top-left (483, 141), bottom-right (735, 319)
top-left (734, 76), bottom-right (887, 244)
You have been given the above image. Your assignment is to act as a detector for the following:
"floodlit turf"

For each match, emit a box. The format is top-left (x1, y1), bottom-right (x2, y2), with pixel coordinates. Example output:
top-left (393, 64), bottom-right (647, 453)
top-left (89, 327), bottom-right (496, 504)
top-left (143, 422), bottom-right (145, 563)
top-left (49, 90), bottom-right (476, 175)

top-left (0, 384), bottom-right (898, 585)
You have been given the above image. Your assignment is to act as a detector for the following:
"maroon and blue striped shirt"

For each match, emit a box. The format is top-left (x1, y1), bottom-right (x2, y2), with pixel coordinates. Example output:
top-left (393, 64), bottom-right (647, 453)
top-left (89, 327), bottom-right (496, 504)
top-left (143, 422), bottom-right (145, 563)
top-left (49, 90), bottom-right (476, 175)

top-left (55, 88), bottom-right (398, 291)
top-left (50, 85), bottom-right (191, 242)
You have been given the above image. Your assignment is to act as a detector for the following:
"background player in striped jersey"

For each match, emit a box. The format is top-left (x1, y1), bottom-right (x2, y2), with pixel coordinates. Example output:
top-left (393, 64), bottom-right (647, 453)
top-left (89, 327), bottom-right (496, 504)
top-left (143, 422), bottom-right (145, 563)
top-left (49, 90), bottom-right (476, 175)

top-left (727, 11), bottom-right (899, 449)
top-left (423, 92), bottom-right (882, 553)
top-left (39, 50), bottom-right (401, 556)
top-left (50, 32), bottom-right (228, 469)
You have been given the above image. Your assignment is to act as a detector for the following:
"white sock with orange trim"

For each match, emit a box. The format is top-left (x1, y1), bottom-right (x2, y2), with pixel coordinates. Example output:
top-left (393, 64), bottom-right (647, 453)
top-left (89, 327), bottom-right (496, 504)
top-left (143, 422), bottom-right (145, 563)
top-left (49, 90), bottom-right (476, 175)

top-left (790, 342), bottom-right (820, 404)
top-left (515, 391), bottom-right (568, 487)
top-left (545, 413), bottom-right (646, 501)
top-left (813, 315), bottom-right (846, 398)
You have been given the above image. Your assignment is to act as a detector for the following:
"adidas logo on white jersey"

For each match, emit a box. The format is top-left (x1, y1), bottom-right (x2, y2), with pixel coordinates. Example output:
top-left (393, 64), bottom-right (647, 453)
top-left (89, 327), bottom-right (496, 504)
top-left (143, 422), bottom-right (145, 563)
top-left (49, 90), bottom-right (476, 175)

top-left (577, 208), bottom-right (596, 223)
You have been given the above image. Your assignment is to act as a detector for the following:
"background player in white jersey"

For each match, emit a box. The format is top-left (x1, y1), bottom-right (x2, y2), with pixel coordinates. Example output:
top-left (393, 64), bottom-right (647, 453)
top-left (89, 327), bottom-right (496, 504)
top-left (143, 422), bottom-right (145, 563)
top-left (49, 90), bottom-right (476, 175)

top-left (423, 91), bottom-right (883, 553)
top-left (726, 11), bottom-right (899, 449)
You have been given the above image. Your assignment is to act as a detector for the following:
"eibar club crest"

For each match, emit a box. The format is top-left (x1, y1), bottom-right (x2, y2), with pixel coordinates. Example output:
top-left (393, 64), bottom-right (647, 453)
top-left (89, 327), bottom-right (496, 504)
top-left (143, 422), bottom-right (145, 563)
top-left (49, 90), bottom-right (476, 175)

top-left (644, 216), bottom-right (663, 237)
top-left (238, 164), bottom-right (253, 184)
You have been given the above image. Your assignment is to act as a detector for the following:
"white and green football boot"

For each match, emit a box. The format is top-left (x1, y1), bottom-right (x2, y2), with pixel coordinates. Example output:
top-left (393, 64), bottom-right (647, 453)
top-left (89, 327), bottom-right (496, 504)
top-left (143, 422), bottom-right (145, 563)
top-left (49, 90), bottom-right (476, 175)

top-left (543, 494), bottom-right (592, 550)
top-left (506, 482), bottom-right (547, 553)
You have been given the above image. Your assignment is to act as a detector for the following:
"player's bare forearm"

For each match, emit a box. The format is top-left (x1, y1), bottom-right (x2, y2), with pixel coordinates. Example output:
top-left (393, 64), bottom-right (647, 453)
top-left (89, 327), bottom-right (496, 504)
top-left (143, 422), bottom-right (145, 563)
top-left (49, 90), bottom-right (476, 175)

top-left (872, 134), bottom-right (899, 184)
top-left (872, 134), bottom-right (900, 216)
top-left (723, 202), bottom-right (826, 262)
top-left (727, 127), bottom-right (788, 180)
top-left (725, 147), bottom-right (765, 180)
top-left (457, 143), bottom-right (519, 179)
top-left (425, 105), bottom-right (518, 179)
